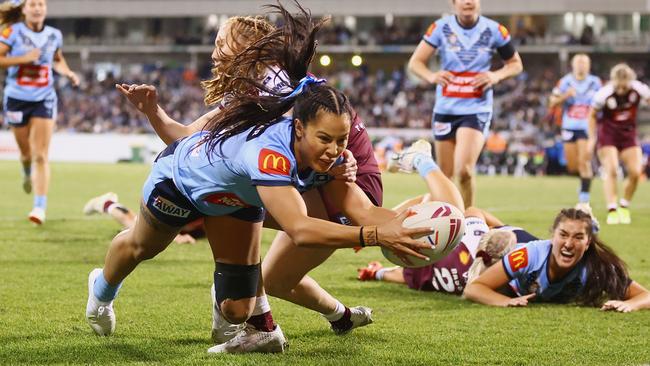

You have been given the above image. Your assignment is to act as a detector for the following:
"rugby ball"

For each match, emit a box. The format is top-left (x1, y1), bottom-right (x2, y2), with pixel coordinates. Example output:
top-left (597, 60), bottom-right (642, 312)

top-left (382, 201), bottom-right (465, 268)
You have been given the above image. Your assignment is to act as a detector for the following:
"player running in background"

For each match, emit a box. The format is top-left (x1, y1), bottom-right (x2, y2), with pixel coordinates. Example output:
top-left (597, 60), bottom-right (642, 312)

top-left (0, 0), bottom-right (79, 224)
top-left (360, 140), bottom-right (538, 295)
top-left (118, 10), bottom-right (385, 348)
top-left (588, 63), bottom-right (650, 225)
top-left (86, 9), bottom-right (432, 354)
top-left (464, 208), bottom-right (650, 312)
top-left (408, 0), bottom-right (522, 207)
top-left (549, 54), bottom-right (601, 209)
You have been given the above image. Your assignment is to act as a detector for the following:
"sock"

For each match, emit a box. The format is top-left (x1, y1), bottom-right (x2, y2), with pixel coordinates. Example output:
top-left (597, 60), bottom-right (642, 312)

top-left (329, 307), bottom-right (352, 332)
top-left (619, 199), bottom-right (629, 208)
top-left (21, 161), bottom-right (31, 177)
top-left (33, 195), bottom-right (47, 210)
top-left (578, 178), bottom-right (591, 203)
top-left (103, 200), bottom-right (116, 213)
top-left (93, 270), bottom-right (122, 302)
top-left (323, 300), bottom-right (346, 322)
top-left (607, 204), bottom-right (618, 212)
top-left (413, 154), bottom-right (439, 177)
top-left (247, 311), bottom-right (275, 332)
top-left (375, 267), bottom-right (390, 281)
top-left (251, 295), bottom-right (271, 316)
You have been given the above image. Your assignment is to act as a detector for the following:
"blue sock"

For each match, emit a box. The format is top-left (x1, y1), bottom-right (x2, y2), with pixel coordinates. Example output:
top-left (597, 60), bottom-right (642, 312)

top-left (33, 195), bottom-right (47, 210)
top-left (413, 154), bottom-right (439, 177)
top-left (578, 191), bottom-right (590, 203)
top-left (93, 270), bottom-right (122, 302)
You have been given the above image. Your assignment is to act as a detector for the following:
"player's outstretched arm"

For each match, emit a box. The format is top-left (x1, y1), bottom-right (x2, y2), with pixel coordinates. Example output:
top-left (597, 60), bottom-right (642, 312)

top-left (53, 49), bottom-right (79, 86)
top-left (116, 84), bottom-right (219, 145)
top-left (0, 43), bottom-right (40, 68)
top-left (320, 179), bottom-right (396, 226)
top-left (463, 261), bottom-right (534, 307)
top-left (257, 185), bottom-right (433, 260)
top-left (601, 281), bottom-right (650, 313)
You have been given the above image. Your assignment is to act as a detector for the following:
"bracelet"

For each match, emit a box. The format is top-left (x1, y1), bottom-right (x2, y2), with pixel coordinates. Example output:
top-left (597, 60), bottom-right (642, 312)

top-left (359, 226), bottom-right (365, 247)
top-left (363, 225), bottom-right (378, 246)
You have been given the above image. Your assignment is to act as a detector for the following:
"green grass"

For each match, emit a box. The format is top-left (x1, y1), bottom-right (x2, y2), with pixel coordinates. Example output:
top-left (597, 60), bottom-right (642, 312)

top-left (1, 161), bottom-right (649, 365)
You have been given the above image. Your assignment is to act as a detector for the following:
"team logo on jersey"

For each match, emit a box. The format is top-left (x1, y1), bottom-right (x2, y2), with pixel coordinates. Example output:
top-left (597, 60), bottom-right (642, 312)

top-left (508, 248), bottom-right (528, 272)
top-left (459, 249), bottom-right (471, 266)
top-left (498, 24), bottom-right (510, 40)
top-left (1, 26), bottom-right (12, 39)
top-left (152, 196), bottom-right (191, 218)
top-left (258, 148), bottom-right (291, 176)
top-left (442, 71), bottom-right (484, 99)
top-left (204, 192), bottom-right (250, 208)
top-left (17, 65), bottom-right (49, 87)
top-left (425, 22), bottom-right (436, 37)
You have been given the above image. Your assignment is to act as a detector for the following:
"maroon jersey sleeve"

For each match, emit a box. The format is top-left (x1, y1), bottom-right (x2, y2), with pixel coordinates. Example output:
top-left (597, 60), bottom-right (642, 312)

top-left (347, 112), bottom-right (380, 176)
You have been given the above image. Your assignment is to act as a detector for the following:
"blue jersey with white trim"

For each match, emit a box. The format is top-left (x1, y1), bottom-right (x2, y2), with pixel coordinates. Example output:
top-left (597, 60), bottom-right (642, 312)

top-left (1, 22), bottom-right (62, 101)
top-left (502, 240), bottom-right (587, 303)
top-left (170, 118), bottom-right (336, 216)
top-left (423, 15), bottom-right (511, 115)
top-left (553, 74), bottom-right (601, 131)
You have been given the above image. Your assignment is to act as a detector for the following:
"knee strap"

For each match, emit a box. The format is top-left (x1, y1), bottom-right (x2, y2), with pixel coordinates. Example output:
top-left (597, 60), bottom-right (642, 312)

top-left (213, 262), bottom-right (260, 306)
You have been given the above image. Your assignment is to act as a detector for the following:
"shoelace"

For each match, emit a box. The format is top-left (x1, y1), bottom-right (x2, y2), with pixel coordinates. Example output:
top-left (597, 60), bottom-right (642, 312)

top-left (223, 323), bottom-right (247, 337)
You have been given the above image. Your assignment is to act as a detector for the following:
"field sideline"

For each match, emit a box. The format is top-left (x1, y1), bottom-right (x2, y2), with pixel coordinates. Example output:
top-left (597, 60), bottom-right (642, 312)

top-left (1, 161), bottom-right (649, 365)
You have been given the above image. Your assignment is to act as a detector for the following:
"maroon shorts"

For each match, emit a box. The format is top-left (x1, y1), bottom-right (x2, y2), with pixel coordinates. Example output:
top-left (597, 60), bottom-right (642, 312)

top-left (318, 173), bottom-right (383, 224)
top-left (598, 123), bottom-right (638, 151)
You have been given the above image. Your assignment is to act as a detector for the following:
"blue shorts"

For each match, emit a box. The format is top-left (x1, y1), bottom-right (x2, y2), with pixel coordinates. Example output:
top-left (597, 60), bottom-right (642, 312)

top-left (561, 129), bottom-right (588, 143)
top-left (142, 141), bottom-right (265, 227)
top-left (432, 113), bottom-right (491, 141)
top-left (3, 95), bottom-right (57, 127)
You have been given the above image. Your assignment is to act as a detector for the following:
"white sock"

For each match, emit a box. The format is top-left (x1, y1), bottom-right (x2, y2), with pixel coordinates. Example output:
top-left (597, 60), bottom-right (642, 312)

top-left (323, 300), bottom-right (346, 321)
top-left (376, 266), bottom-right (399, 280)
top-left (608, 203), bottom-right (618, 211)
top-left (619, 198), bottom-right (630, 208)
top-left (251, 295), bottom-right (271, 316)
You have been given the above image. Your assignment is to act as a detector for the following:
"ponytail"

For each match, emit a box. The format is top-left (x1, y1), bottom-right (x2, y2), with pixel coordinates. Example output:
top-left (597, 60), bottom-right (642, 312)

top-left (0, 1), bottom-right (24, 29)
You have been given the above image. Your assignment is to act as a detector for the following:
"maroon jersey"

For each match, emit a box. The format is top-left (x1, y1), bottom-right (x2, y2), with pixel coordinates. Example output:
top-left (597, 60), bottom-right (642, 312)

top-left (592, 81), bottom-right (650, 150)
top-left (348, 111), bottom-right (380, 176)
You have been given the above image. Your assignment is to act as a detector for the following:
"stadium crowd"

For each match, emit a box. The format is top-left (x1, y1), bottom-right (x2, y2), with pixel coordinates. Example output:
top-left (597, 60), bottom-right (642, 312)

top-left (1, 64), bottom-right (649, 176)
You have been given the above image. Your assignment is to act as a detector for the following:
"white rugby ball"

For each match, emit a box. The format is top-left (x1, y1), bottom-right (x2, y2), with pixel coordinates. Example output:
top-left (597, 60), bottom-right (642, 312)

top-left (382, 201), bottom-right (465, 268)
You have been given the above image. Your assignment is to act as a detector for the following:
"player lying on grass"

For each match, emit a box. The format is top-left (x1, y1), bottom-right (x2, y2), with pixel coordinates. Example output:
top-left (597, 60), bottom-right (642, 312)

top-left (464, 208), bottom-right (650, 312)
top-left (116, 4), bottom-right (388, 350)
top-left (83, 192), bottom-right (202, 244)
top-left (86, 5), bottom-right (433, 354)
top-left (358, 140), bottom-right (538, 294)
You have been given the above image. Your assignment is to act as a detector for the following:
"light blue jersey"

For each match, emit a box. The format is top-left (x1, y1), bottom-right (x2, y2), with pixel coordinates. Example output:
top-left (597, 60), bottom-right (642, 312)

top-left (0, 22), bottom-right (62, 102)
top-left (423, 15), bottom-right (511, 115)
top-left (552, 74), bottom-right (601, 131)
top-left (502, 240), bottom-right (587, 303)
top-left (147, 118), bottom-right (336, 217)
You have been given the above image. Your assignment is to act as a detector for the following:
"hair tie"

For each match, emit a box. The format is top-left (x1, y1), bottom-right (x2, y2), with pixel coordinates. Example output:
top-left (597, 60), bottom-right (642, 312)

top-left (281, 75), bottom-right (326, 100)
top-left (475, 250), bottom-right (493, 266)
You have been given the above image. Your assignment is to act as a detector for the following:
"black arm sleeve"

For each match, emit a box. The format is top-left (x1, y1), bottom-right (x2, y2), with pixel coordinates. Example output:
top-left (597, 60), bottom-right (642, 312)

top-left (496, 41), bottom-right (516, 61)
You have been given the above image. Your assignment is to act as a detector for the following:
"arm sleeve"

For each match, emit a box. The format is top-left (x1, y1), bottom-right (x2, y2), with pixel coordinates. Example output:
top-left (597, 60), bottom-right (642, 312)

top-left (242, 141), bottom-right (295, 187)
top-left (422, 20), bottom-right (442, 49)
top-left (501, 243), bottom-right (534, 279)
top-left (632, 80), bottom-right (650, 100)
top-left (0, 25), bottom-right (17, 48)
top-left (494, 23), bottom-right (512, 48)
top-left (591, 86), bottom-right (609, 110)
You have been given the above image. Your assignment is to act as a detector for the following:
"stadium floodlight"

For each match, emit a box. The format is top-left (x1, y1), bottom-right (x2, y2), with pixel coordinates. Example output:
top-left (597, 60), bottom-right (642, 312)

top-left (320, 55), bottom-right (331, 67)
top-left (351, 55), bottom-right (363, 67)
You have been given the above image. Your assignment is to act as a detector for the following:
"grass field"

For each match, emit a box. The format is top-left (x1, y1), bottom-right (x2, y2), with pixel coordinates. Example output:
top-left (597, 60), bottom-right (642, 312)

top-left (1, 160), bottom-right (649, 365)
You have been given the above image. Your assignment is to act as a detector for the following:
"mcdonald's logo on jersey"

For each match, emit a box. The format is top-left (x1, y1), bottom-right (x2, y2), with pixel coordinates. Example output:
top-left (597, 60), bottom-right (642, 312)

top-left (1, 26), bottom-right (12, 39)
top-left (258, 148), bottom-right (291, 176)
top-left (508, 248), bottom-right (528, 272)
top-left (425, 22), bottom-right (436, 37)
top-left (498, 24), bottom-right (510, 40)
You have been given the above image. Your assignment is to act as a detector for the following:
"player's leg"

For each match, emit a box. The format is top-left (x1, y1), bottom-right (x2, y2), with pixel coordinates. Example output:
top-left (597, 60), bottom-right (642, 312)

top-left (11, 124), bottom-right (32, 194)
top-left (454, 127), bottom-right (486, 208)
top-left (357, 261), bottom-right (406, 284)
top-left (597, 146), bottom-right (620, 224)
top-left (618, 146), bottom-right (643, 224)
top-left (86, 203), bottom-right (180, 336)
top-left (563, 141), bottom-right (579, 175)
top-left (434, 139), bottom-right (455, 179)
top-left (262, 189), bottom-right (371, 335)
top-left (205, 213), bottom-right (287, 354)
top-left (83, 192), bottom-right (136, 229)
top-left (27, 117), bottom-right (55, 224)
top-left (575, 137), bottom-right (594, 204)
